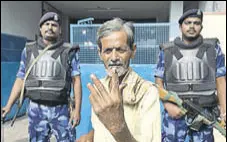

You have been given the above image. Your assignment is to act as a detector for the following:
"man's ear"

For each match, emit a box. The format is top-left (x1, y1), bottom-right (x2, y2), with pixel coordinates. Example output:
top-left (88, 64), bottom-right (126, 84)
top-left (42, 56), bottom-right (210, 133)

top-left (59, 28), bottom-right (62, 35)
top-left (97, 47), bottom-right (103, 61)
top-left (179, 24), bottom-right (182, 32)
top-left (131, 44), bottom-right (137, 59)
top-left (200, 25), bottom-right (203, 32)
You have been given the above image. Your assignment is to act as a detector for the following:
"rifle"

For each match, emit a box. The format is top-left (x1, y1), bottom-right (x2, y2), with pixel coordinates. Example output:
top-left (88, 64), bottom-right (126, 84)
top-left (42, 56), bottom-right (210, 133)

top-left (156, 85), bottom-right (226, 137)
top-left (11, 99), bottom-right (25, 126)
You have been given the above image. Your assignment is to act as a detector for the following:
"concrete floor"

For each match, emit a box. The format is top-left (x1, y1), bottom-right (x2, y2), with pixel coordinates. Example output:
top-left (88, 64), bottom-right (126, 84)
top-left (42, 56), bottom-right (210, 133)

top-left (1, 115), bottom-right (226, 142)
top-left (1, 115), bottom-right (55, 142)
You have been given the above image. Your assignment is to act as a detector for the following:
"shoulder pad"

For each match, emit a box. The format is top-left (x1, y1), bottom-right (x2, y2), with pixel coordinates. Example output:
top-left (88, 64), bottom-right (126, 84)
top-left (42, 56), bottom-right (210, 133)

top-left (63, 43), bottom-right (80, 53)
top-left (72, 44), bottom-right (80, 50)
top-left (63, 42), bottom-right (73, 48)
top-left (25, 41), bottom-right (36, 47)
top-left (204, 38), bottom-right (220, 46)
top-left (160, 41), bottom-right (174, 50)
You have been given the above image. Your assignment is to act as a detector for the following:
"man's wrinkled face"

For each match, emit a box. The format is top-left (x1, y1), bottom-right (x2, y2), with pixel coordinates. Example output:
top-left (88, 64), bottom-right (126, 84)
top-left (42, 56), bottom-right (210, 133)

top-left (98, 30), bottom-right (136, 77)
top-left (180, 17), bottom-right (202, 41)
top-left (40, 20), bottom-right (61, 41)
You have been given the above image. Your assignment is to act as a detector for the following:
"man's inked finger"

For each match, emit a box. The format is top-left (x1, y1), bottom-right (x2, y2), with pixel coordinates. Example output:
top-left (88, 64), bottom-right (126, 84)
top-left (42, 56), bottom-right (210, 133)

top-left (111, 69), bottom-right (120, 95)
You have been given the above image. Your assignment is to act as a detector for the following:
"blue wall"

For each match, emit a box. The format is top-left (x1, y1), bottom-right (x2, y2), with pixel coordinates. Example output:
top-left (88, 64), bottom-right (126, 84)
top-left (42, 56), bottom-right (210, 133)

top-left (1, 33), bottom-right (29, 121)
top-left (1, 62), bottom-right (29, 120)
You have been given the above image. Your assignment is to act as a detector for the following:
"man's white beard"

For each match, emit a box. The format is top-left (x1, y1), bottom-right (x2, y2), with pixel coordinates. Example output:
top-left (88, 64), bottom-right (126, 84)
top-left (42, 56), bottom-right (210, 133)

top-left (106, 66), bottom-right (128, 77)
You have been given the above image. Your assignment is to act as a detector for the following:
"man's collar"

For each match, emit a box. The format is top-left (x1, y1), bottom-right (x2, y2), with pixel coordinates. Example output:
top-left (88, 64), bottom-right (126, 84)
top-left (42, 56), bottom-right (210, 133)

top-left (37, 37), bottom-right (64, 49)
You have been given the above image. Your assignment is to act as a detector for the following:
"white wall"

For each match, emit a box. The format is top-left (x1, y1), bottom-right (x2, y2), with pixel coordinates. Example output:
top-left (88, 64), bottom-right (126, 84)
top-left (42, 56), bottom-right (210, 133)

top-left (1, 1), bottom-right (42, 40)
top-left (199, 1), bottom-right (226, 12)
top-left (199, 1), bottom-right (226, 62)
top-left (201, 13), bottom-right (226, 60)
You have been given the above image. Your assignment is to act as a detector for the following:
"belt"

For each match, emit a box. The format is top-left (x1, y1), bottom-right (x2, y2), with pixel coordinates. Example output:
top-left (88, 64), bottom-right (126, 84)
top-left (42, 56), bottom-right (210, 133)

top-left (31, 100), bottom-right (68, 106)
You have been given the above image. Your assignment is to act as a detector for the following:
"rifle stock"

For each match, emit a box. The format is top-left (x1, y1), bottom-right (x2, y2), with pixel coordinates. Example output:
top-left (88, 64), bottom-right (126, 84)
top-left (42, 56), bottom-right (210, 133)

top-left (156, 85), bottom-right (187, 114)
top-left (213, 120), bottom-right (226, 136)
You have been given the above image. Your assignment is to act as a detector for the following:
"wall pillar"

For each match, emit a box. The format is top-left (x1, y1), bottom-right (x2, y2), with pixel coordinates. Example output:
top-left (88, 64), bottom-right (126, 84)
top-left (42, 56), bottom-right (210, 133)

top-left (169, 1), bottom-right (183, 41)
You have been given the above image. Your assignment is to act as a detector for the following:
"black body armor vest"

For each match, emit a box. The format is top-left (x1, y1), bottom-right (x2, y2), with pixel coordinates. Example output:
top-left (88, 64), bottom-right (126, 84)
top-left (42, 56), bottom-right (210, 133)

top-left (24, 39), bottom-right (79, 103)
top-left (161, 37), bottom-right (218, 106)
